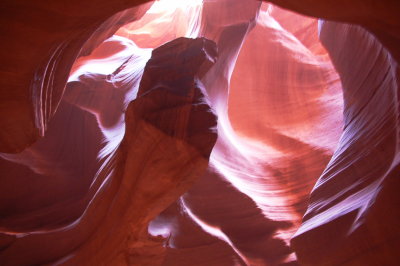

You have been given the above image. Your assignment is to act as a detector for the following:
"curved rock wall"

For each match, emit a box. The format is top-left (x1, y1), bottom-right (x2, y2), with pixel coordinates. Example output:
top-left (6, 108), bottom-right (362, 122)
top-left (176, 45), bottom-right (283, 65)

top-left (0, 0), bottom-right (399, 265)
top-left (291, 21), bottom-right (400, 265)
top-left (0, 0), bottom-right (152, 153)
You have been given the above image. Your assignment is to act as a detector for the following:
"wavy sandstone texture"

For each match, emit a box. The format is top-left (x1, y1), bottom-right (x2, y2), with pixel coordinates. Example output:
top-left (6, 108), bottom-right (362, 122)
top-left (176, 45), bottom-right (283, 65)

top-left (0, 0), bottom-right (152, 153)
top-left (0, 0), bottom-right (400, 265)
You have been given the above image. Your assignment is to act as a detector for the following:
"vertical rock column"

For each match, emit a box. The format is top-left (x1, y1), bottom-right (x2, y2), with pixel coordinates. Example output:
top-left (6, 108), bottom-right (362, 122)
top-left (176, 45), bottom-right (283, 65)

top-left (120, 36), bottom-right (219, 265)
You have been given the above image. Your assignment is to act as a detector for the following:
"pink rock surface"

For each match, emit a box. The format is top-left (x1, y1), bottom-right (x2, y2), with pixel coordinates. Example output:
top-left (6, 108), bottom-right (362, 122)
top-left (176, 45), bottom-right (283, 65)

top-left (1, 0), bottom-right (400, 265)
top-left (0, 36), bottom-right (217, 265)
top-left (0, 0), bottom-right (151, 153)
top-left (291, 21), bottom-right (400, 265)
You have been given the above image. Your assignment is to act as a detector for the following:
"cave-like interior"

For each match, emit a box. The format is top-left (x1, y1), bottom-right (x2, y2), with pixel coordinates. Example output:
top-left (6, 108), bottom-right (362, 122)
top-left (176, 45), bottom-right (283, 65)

top-left (1, 0), bottom-right (400, 265)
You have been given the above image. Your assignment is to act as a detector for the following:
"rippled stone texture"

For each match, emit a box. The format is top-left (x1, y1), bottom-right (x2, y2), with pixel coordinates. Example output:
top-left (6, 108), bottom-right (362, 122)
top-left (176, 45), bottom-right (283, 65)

top-left (1, 0), bottom-right (400, 265)
top-left (0, 36), bottom-right (217, 265)
top-left (291, 21), bottom-right (400, 266)
top-left (0, 0), bottom-right (152, 153)
top-left (266, 0), bottom-right (400, 63)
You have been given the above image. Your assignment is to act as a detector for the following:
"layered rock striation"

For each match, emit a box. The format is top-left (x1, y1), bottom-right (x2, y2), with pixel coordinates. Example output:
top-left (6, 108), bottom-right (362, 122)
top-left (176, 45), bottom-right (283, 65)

top-left (0, 0), bottom-right (400, 265)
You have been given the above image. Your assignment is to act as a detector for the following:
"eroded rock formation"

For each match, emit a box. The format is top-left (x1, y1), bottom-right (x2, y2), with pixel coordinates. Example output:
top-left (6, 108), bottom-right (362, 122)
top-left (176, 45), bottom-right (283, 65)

top-left (0, 36), bottom-right (217, 265)
top-left (291, 21), bottom-right (400, 265)
top-left (0, 0), bottom-right (399, 265)
top-left (0, 0), bottom-right (152, 153)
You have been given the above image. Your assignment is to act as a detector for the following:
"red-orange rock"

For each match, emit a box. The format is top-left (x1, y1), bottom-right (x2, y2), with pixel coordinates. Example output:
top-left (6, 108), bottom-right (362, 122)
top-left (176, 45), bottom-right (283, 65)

top-left (0, 0), bottom-right (152, 153)
top-left (0, 36), bottom-right (217, 265)
top-left (1, 0), bottom-right (400, 265)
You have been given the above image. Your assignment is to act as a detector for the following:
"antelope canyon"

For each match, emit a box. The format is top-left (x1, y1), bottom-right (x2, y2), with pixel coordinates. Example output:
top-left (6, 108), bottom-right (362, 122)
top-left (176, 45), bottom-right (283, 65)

top-left (0, 0), bottom-right (399, 265)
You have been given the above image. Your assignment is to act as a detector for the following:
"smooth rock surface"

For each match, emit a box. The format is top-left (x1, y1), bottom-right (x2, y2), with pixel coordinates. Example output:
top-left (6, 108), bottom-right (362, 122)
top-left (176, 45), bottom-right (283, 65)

top-left (1, 0), bottom-right (400, 265)
top-left (0, 0), bottom-right (151, 153)
top-left (0, 36), bottom-right (217, 265)
top-left (291, 21), bottom-right (400, 266)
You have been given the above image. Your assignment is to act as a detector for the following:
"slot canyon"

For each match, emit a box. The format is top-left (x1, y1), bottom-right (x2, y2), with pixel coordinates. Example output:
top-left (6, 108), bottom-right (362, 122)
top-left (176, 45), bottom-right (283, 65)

top-left (0, 0), bottom-right (399, 265)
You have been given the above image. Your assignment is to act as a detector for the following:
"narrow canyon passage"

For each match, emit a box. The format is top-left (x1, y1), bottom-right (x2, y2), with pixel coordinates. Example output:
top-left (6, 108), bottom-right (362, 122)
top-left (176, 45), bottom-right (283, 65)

top-left (0, 0), bottom-right (399, 265)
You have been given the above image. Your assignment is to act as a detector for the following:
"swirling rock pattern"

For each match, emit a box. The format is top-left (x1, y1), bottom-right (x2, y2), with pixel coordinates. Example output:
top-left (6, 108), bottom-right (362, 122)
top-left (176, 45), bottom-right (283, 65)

top-left (291, 21), bottom-right (400, 266)
top-left (0, 36), bottom-right (217, 265)
top-left (1, 0), bottom-right (400, 265)
top-left (0, 0), bottom-right (152, 153)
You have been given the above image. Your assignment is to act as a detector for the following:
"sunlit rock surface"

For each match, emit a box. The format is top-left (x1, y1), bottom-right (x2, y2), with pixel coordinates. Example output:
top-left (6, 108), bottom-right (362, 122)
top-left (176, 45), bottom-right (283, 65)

top-left (291, 21), bottom-right (400, 265)
top-left (0, 0), bottom-right (152, 153)
top-left (1, 0), bottom-right (400, 265)
top-left (0, 36), bottom-right (217, 265)
top-left (266, 0), bottom-right (400, 63)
